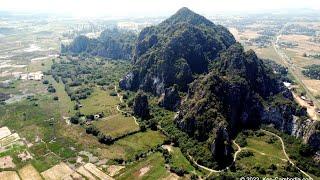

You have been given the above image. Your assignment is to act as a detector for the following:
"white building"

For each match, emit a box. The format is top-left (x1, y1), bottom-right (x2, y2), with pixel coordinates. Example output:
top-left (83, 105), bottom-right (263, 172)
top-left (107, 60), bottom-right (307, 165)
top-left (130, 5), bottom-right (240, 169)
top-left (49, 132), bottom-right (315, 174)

top-left (20, 71), bottom-right (44, 81)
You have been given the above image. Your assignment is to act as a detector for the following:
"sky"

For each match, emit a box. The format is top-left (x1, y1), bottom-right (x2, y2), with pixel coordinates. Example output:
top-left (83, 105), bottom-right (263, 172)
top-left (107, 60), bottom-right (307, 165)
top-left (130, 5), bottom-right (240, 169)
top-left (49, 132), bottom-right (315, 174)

top-left (0, 0), bottom-right (319, 18)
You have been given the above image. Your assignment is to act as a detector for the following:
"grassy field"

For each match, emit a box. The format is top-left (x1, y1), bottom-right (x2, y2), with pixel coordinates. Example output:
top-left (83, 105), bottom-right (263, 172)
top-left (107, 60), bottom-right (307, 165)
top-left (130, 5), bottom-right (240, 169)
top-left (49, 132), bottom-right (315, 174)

top-left (254, 47), bottom-right (284, 65)
top-left (0, 95), bottom-right (60, 142)
top-left (93, 114), bottom-right (139, 138)
top-left (245, 134), bottom-right (285, 160)
top-left (80, 87), bottom-right (119, 116)
top-left (97, 130), bottom-right (166, 160)
top-left (48, 76), bottom-right (75, 117)
top-left (170, 146), bottom-right (196, 173)
top-left (235, 131), bottom-right (288, 177)
top-left (116, 152), bottom-right (169, 180)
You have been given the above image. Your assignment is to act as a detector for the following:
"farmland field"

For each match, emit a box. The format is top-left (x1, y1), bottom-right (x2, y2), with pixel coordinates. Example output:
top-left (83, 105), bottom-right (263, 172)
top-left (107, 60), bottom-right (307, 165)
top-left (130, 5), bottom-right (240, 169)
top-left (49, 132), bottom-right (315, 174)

top-left (93, 114), bottom-right (139, 138)
top-left (116, 152), bottom-right (170, 180)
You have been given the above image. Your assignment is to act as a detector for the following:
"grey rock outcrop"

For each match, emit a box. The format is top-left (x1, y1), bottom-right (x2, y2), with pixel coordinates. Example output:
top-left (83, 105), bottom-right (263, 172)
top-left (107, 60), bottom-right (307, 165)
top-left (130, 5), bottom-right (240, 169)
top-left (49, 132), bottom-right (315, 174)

top-left (133, 91), bottom-right (150, 119)
top-left (158, 86), bottom-right (181, 111)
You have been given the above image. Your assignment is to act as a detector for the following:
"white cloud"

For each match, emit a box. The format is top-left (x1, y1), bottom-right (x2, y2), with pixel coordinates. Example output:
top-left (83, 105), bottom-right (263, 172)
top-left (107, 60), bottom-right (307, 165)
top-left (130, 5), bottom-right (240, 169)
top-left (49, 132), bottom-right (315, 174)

top-left (0, 0), bottom-right (319, 17)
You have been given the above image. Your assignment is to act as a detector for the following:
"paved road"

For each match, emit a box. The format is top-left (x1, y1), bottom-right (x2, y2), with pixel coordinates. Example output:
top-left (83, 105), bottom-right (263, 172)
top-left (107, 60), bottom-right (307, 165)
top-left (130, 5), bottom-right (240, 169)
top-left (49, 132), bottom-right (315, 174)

top-left (262, 130), bottom-right (313, 180)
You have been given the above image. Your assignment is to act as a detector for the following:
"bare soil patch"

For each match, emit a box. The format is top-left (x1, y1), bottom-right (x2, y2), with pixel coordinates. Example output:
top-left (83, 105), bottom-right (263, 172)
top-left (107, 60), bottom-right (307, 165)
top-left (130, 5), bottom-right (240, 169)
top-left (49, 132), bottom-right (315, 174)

top-left (292, 93), bottom-right (319, 120)
top-left (18, 164), bottom-right (42, 180)
top-left (0, 126), bottom-right (11, 139)
top-left (84, 163), bottom-right (113, 180)
top-left (76, 166), bottom-right (96, 180)
top-left (107, 165), bottom-right (125, 176)
top-left (0, 171), bottom-right (20, 180)
top-left (163, 173), bottom-right (180, 180)
top-left (161, 145), bottom-right (173, 153)
top-left (302, 79), bottom-right (320, 95)
top-left (0, 155), bottom-right (15, 169)
top-left (138, 165), bottom-right (151, 177)
top-left (41, 162), bottom-right (74, 180)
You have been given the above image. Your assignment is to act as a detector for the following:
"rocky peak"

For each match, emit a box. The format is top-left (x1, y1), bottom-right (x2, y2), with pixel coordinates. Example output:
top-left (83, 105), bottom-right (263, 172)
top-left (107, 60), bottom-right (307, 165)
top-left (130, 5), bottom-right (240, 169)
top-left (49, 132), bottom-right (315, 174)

top-left (120, 8), bottom-right (236, 95)
top-left (161, 7), bottom-right (214, 27)
top-left (133, 91), bottom-right (150, 119)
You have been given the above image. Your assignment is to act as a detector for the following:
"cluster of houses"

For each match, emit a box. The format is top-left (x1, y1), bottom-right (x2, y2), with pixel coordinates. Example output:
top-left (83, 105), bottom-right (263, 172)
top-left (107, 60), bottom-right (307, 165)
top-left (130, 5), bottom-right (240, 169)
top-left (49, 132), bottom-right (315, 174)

top-left (19, 71), bottom-right (44, 81)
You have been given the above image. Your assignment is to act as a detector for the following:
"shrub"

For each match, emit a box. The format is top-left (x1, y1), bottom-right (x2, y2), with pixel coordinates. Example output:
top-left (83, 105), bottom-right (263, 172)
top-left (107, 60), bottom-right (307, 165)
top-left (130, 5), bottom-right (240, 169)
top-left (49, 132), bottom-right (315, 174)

top-left (53, 96), bottom-right (59, 101)
top-left (98, 133), bottom-right (113, 145)
top-left (109, 91), bottom-right (117, 96)
top-left (170, 166), bottom-right (187, 176)
top-left (139, 123), bottom-right (147, 132)
top-left (70, 116), bottom-right (79, 124)
top-left (238, 150), bottom-right (254, 159)
top-left (267, 136), bottom-right (277, 144)
top-left (237, 134), bottom-right (248, 147)
top-left (47, 85), bottom-right (56, 93)
top-left (299, 144), bottom-right (314, 157)
top-left (149, 119), bottom-right (158, 131)
top-left (43, 80), bottom-right (49, 84)
top-left (85, 126), bottom-right (99, 136)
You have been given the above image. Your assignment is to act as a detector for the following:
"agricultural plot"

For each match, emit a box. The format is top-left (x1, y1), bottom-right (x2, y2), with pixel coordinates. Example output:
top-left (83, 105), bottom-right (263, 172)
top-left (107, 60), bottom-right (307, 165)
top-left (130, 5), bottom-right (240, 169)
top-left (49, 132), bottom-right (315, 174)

top-left (116, 152), bottom-right (169, 180)
top-left (93, 114), bottom-right (139, 138)
top-left (41, 162), bottom-right (74, 180)
top-left (0, 171), bottom-right (20, 180)
top-left (18, 164), bottom-right (42, 180)
top-left (94, 130), bottom-right (166, 160)
top-left (80, 88), bottom-right (119, 116)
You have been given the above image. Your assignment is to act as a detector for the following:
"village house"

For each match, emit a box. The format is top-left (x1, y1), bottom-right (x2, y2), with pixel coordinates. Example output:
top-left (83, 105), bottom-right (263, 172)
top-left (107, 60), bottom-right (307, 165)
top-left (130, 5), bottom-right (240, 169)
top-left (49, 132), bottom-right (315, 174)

top-left (20, 71), bottom-right (44, 81)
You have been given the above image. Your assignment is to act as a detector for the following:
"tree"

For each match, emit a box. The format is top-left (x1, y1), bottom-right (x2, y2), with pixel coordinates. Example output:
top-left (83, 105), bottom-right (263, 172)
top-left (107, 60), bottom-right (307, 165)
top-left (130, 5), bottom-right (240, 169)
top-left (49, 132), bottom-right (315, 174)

top-left (43, 80), bottom-right (49, 84)
top-left (299, 144), bottom-right (314, 156)
top-left (98, 133), bottom-right (113, 145)
top-left (139, 122), bottom-right (147, 132)
top-left (22, 112), bottom-right (27, 121)
top-left (70, 116), bottom-right (79, 124)
top-left (302, 52), bottom-right (307, 57)
top-left (149, 119), bottom-right (158, 131)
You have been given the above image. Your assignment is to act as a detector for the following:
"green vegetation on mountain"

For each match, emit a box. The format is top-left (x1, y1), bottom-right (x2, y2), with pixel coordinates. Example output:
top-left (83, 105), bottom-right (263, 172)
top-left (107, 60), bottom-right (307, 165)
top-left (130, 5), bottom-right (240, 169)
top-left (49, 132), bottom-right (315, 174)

top-left (61, 28), bottom-right (137, 60)
top-left (120, 7), bottom-right (236, 93)
top-left (119, 7), bottom-right (319, 173)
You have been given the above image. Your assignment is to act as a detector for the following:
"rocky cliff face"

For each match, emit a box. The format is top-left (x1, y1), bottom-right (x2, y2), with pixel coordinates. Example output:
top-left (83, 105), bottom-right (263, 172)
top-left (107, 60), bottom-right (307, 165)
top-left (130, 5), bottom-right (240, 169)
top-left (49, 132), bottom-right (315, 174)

top-left (262, 105), bottom-right (320, 150)
top-left (119, 7), bottom-right (236, 94)
top-left (210, 127), bottom-right (233, 167)
top-left (158, 86), bottom-right (181, 111)
top-left (133, 91), bottom-right (150, 119)
top-left (174, 43), bottom-right (297, 164)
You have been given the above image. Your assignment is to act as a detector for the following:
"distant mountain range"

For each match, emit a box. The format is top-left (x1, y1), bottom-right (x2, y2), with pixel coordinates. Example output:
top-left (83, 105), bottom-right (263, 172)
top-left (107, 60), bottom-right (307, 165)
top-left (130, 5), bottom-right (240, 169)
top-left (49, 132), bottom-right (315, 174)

top-left (61, 28), bottom-right (137, 60)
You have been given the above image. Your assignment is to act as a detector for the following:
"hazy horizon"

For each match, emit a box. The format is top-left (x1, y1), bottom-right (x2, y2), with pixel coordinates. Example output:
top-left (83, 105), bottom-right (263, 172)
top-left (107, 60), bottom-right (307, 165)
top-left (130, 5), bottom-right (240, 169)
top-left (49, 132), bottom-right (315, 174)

top-left (0, 0), bottom-right (320, 18)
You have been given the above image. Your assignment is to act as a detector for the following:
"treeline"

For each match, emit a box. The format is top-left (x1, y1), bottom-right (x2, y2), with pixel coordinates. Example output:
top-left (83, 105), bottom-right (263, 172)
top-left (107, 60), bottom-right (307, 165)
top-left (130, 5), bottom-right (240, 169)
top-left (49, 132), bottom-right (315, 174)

top-left (302, 65), bottom-right (320, 80)
top-left (61, 28), bottom-right (137, 60)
